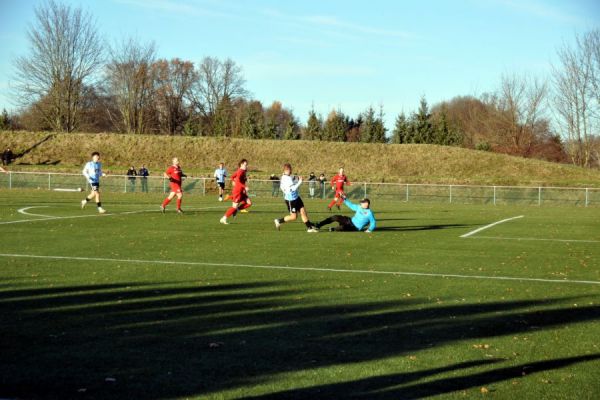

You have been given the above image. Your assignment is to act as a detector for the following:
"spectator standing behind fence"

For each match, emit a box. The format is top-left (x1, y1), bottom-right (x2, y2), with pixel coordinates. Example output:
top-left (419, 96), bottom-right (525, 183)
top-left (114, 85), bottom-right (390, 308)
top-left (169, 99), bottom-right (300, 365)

top-left (2, 148), bottom-right (13, 166)
top-left (318, 173), bottom-right (327, 198)
top-left (308, 172), bottom-right (317, 199)
top-left (138, 165), bottom-right (149, 192)
top-left (269, 174), bottom-right (280, 197)
top-left (127, 166), bottom-right (137, 192)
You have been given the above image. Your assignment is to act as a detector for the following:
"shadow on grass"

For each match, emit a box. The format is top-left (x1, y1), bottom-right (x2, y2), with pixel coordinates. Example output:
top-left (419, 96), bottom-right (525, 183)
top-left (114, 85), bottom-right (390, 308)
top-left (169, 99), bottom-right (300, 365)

top-left (1, 281), bottom-right (598, 399)
top-left (14, 134), bottom-right (55, 161)
top-left (377, 223), bottom-right (473, 231)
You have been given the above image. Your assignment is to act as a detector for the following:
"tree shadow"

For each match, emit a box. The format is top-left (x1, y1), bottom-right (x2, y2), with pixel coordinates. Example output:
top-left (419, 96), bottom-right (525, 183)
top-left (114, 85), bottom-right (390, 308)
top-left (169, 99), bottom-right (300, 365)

top-left (13, 134), bottom-right (55, 161)
top-left (1, 281), bottom-right (598, 399)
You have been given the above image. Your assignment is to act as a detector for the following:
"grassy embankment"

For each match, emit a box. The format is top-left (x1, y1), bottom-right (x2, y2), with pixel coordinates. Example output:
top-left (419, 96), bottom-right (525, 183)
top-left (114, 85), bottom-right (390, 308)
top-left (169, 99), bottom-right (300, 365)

top-left (1, 130), bottom-right (599, 186)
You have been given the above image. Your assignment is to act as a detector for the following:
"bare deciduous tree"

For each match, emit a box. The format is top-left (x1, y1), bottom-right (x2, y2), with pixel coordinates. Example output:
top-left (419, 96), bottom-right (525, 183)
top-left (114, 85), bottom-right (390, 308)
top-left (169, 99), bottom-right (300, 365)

top-left (552, 30), bottom-right (599, 167)
top-left (13, 0), bottom-right (104, 132)
top-left (191, 57), bottom-right (248, 124)
top-left (105, 37), bottom-right (157, 134)
top-left (153, 58), bottom-right (197, 134)
top-left (495, 73), bottom-right (548, 155)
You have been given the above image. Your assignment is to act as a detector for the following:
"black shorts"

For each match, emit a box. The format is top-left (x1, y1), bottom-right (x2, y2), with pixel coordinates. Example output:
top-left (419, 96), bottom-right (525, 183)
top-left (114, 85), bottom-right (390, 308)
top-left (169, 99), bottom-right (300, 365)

top-left (285, 197), bottom-right (305, 214)
top-left (90, 181), bottom-right (100, 191)
top-left (217, 181), bottom-right (225, 189)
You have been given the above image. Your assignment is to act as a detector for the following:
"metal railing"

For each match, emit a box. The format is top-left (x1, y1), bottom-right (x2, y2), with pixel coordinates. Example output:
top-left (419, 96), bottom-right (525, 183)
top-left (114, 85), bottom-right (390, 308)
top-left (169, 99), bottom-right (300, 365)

top-left (1, 171), bottom-right (599, 207)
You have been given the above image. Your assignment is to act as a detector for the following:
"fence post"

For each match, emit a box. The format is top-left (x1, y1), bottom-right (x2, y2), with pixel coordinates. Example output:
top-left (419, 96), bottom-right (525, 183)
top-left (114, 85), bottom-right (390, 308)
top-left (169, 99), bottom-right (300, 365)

top-left (406, 184), bottom-right (409, 202)
top-left (363, 182), bottom-right (367, 198)
top-left (538, 186), bottom-right (541, 206)
top-left (449, 185), bottom-right (452, 203)
top-left (202, 178), bottom-right (206, 196)
top-left (48, 173), bottom-right (51, 190)
top-left (493, 186), bottom-right (496, 205)
top-left (163, 177), bottom-right (166, 193)
top-left (9, 171), bottom-right (12, 189)
top-left (585, 188), bottom-right (589, 207)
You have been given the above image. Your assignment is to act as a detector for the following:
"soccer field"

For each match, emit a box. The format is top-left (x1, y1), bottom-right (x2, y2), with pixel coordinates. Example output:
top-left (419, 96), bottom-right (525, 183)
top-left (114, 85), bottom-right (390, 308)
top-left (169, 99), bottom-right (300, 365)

top-left (1, 190), bottom-right (599, 399)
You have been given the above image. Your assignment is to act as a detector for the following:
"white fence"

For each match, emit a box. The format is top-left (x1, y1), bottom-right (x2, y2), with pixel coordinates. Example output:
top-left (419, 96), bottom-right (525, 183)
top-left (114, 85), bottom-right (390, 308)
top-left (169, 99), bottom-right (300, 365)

top-left (1, 171), bottom-right (599, 207)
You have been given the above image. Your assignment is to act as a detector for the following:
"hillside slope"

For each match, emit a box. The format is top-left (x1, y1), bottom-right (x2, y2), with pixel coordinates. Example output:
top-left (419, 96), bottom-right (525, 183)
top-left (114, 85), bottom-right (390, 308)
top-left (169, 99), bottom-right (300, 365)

top-left (1, 131), bottom-right (599, 186)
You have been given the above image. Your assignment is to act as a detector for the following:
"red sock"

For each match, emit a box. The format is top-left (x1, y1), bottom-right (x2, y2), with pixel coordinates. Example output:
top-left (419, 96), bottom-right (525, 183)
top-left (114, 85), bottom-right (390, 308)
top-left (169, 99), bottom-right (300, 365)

top-left (176, 198), bottom-right (182, 210)
top-left (328, 199), bottom-right (337, 208)
top-left (239, 201), bottom-right (251, 210)
top-left (225, 207), bottom-right (237, 218)
top-left (162, 198), bottom-right (171, 207)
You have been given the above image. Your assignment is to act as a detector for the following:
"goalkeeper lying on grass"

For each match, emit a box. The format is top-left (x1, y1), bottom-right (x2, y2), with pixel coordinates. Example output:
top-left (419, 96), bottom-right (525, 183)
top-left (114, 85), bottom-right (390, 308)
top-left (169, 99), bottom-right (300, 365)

top-left (315, 195), bottom-right (376, 232)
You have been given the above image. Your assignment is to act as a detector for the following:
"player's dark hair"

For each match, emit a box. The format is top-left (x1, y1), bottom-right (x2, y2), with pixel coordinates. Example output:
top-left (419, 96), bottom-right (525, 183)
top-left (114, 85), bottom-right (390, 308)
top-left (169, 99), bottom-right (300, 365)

top-left (91, 151), bottom-right (100, 157)
top-left (238, 159), bottom-right (247, 167)
top-left (360, 198), bottom-right (371, 207)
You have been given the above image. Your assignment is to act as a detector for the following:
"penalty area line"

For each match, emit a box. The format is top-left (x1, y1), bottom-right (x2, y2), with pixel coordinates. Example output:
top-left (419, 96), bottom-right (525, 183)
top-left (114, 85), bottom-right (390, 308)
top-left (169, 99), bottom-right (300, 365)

top-left (460, 215), bottom-right (524, 238)
top-left (1, 253), bottom-right (599, 286)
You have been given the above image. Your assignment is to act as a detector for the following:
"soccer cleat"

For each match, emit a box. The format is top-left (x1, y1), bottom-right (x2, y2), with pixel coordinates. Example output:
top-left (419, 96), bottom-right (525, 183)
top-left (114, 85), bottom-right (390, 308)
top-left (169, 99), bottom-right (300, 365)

top-left (327, 207), bottom-right (331, 212)
top-left (240, 209), bottom-right (249, 213)
top-left (218, 197), bottom-right (223, 202)
top-left (274, 219), bottom-right (281, 230)
top-left (219, 216), bottom-right (229, 225)
top-left (224, 194), bottom-right (231, 201)
top-left (336, 205), bottom-right (341, 211)
top-left (160, 205), bottom-right (165, 213)
top-left (98, 207), bottom-right (106, 214)
top-left (307, 227), bottom-right (319, 233)
top-left (177, 209), bottom-right (184, 214)
top-left (81, 199), bottom-right (87, 209)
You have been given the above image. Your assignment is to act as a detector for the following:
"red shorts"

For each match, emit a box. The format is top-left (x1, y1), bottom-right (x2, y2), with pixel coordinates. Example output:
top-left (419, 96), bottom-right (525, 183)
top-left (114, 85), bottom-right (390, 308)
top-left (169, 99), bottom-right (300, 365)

top-left (169, 183), bottom-right (183, 193)
top-left (231, 189), bottom-right (248, 203)
top-left (334, 190), bottom-right (345, 198)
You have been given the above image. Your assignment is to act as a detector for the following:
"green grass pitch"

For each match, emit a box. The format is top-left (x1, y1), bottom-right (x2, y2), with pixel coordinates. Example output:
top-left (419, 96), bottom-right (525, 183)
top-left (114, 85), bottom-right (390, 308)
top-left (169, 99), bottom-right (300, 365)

top-left (1, 190), bottom-right (599, 399)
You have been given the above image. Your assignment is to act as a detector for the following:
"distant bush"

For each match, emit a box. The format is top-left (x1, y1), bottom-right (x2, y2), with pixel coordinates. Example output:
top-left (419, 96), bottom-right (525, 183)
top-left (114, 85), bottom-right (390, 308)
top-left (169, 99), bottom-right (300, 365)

top-left (476, 142), bottom-right (491, 152)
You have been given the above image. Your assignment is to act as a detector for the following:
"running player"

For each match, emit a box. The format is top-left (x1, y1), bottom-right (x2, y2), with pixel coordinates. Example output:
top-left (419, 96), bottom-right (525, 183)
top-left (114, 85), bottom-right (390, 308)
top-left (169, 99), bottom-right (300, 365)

top-left (81, 151), bottom-right (106, 213)
top-left (316, 196), bottom-right (376, 232)
top-left (274, 163), bottom-right (318, 232)
top-left (214, 162), bottom-right (227, 201)
top-left (220, 159), bottom-right (251, 224)
top-left (160, 157), bottom-right (186, 213)
top-left (328, 167), bottom-right (351, 211)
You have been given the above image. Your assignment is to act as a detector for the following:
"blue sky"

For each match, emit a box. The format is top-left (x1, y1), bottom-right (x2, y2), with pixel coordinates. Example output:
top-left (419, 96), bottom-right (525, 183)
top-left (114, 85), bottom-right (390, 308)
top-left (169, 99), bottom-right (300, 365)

top-left (0, 0), bottom-right (598, 129)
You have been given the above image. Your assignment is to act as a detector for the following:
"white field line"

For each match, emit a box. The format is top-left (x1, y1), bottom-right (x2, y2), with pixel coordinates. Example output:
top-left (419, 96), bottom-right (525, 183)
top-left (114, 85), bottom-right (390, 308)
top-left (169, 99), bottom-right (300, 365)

top-left (1, 253), bottom-right (599, 286)
top-left (1, 205), bottom-right (226, 225)
top-left (460, 215), bottom-right (524, 238)
top-left (18, 206), bottom-right (53, 218)
top-left (471, 236), bottom-right (600, 244)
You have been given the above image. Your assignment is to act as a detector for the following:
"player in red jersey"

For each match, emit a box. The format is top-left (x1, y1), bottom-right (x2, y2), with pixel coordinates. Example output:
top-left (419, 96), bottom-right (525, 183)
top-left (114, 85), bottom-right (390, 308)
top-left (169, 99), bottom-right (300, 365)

top-left (220, 159), bottom-right (252, 224)
top-left (328, 167), bottom-right (351, 211)
top-left (160, 157), bottom-right (186, 214)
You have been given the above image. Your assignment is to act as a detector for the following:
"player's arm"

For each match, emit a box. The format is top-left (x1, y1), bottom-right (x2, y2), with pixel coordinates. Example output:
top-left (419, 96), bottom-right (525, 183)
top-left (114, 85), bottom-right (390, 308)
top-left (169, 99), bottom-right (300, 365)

top-left (366, 212), bottom-right (376, 232)
top-left (343, 199), bottom-right (359, 212)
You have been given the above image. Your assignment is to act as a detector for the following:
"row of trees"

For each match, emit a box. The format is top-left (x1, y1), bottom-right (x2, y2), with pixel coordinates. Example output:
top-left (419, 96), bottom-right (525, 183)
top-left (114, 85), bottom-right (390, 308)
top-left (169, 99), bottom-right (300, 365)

top-left (5, 1), bottom-right (600, 167)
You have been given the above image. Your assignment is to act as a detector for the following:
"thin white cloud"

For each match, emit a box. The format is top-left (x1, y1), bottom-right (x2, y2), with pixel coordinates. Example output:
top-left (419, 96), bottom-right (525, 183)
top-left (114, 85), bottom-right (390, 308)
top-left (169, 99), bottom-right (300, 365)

top-left (113, 0), bottom-right (230, 19)
top-left (490, 0), bottom-right (585, 25)
top-left (244, 59), bottom-right (376, 80)
top-left (303, 14), bottom-right (415, 39)
top-left (262, 8), bottom-right (416, 42)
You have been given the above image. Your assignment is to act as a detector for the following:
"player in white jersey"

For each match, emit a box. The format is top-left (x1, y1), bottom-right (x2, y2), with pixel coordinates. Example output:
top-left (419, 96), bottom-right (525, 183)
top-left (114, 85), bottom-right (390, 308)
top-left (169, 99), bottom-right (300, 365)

top-left (214, 162), bottom-right (227, 201)
top-left (81, 151), bottom-right (106, 213)
top-left (274, 163), bottom-right (318, 232)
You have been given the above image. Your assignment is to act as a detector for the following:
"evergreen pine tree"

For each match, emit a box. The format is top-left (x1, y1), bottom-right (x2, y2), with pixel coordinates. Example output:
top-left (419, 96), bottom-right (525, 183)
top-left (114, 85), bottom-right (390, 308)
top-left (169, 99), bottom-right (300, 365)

top-left (241, 102), bottom-right (263, 139)
top-left (323, 110), bottom-right (347, 142)
top-left (360, 106), bottom-right (376, 143)
top-left (372, 105), bottom-right (387, 143)
top-left (413, 96), bottom-right (433, 143)
top-left (283, 118), bottom-right (299, 140)
top-left (392, 112), bottom-right (410, 143)
top-left (304, 109), bottom-right (322, 140)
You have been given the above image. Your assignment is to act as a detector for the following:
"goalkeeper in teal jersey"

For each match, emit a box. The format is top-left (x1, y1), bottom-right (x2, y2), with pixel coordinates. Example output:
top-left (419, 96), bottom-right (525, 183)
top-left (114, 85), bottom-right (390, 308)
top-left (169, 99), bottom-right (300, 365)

top-left (315, 196), bottom-right (376, 232)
